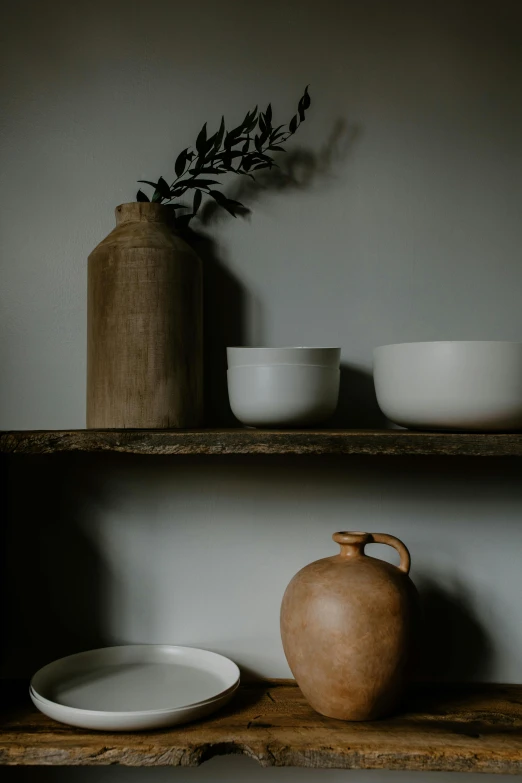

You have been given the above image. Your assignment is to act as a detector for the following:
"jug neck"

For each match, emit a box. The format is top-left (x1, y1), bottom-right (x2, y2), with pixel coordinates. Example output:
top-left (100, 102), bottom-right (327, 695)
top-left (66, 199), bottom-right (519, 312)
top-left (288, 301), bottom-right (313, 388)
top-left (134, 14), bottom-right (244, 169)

top-left (333, 531), bottom-right (371, 558)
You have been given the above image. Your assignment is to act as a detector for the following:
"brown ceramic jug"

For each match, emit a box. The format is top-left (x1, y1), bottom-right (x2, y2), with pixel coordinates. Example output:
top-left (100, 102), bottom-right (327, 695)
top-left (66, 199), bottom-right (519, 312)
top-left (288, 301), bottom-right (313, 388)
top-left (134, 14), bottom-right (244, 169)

top-left (280, 531), bottom-right (418, 721)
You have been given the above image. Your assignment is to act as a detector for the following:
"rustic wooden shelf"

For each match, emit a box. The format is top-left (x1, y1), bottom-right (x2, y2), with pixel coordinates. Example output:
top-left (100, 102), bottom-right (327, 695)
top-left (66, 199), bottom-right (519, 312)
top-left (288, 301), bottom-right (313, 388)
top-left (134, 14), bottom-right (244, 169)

top-left (1, 680), bottom-right (522, 772)
top-left (2, 428), bottom-right (522, 457)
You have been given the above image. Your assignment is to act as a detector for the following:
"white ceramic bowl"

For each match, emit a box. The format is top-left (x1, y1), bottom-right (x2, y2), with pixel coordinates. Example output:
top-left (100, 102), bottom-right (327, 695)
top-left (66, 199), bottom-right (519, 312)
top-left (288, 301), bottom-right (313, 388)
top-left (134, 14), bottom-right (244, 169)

top-left (227, 364), bottom-right (340, 427)
top-left (373, 341), bottom-right (522, 431)
top-left (227, 347), bottom-right (341, 369)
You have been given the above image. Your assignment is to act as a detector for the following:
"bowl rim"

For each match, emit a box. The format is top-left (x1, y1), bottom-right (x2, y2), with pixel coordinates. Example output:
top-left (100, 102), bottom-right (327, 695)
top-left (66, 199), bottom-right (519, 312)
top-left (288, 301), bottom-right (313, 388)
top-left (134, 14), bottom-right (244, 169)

top-left (227, 346), bottom-right (341, 351)
top-left (227, 364), bottom-right (341, 370)
top-left (374, 340), bottom-right (522, 351)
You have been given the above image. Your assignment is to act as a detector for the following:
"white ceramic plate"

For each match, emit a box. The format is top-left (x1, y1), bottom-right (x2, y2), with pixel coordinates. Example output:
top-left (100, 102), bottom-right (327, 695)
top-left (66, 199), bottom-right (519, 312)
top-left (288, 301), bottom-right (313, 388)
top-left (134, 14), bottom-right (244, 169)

top-left (30, 645), bottom-right (240, 731)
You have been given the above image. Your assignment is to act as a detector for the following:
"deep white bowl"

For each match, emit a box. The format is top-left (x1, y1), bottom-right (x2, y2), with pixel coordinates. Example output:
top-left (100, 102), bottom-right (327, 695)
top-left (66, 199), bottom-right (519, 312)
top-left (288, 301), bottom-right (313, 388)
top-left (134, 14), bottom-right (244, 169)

top-left (373, 341), bottom-right (522, 431)
top-left (227, 347), bottom-right (341, 369)
top-left (227, 365), bottom-right (340, 427)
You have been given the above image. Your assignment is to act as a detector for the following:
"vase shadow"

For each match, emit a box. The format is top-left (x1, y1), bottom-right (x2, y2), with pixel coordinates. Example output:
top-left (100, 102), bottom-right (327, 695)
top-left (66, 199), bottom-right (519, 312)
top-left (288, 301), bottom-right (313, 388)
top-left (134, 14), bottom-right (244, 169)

top-left (415, 576), bottom-right (495, 682)
top-left (0, 454), bottom-right (111, 678)
top-left (185, 232), bottom-right (255, 427)
top-left (329, 363), bottom-right (387, 429)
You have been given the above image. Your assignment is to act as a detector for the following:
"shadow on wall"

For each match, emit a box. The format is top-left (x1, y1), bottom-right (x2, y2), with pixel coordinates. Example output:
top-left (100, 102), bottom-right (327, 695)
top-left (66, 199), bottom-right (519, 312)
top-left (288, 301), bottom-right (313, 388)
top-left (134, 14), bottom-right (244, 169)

top-left (180, 120), bottom-right (359, 426)
top-left (416, 576), bottom-right (495, 682)
top-left (330, 364), bottom-right (387, 429)
top-left (189, 233), bottom-right (251, 427)
top-left (1, 455), bottom-right (111, 677)
top-left (201, 118), bottom-right (360, 217)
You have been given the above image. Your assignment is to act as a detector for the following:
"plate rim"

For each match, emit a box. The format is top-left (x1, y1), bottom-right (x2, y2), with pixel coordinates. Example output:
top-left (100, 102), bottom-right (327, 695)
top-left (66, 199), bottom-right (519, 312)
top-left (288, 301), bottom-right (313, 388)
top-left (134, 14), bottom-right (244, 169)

top-left (30, 644), bottom-right (240, 716)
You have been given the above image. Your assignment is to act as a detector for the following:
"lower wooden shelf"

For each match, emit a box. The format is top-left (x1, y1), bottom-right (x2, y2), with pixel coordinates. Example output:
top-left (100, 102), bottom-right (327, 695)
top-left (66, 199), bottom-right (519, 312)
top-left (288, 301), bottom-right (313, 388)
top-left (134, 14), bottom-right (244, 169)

top-left (2, 679), bottom-right (522, 772)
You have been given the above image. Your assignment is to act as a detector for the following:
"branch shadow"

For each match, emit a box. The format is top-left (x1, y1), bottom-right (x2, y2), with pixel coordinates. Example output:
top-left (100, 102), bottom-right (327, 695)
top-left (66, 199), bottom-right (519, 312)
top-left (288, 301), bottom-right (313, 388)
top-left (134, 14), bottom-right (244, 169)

top-left (198, 118), bottom-right (360, 226)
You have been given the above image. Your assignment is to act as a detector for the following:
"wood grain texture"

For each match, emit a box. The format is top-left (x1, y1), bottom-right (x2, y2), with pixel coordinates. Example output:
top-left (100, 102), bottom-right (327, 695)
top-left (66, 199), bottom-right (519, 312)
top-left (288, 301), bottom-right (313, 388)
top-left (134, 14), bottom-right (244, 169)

top-left (1, 680), bottom-right (522, 771)
top-left (87, 202), bottom-right (203, 429)
top-left (1, 429), bottom-right (522, 456)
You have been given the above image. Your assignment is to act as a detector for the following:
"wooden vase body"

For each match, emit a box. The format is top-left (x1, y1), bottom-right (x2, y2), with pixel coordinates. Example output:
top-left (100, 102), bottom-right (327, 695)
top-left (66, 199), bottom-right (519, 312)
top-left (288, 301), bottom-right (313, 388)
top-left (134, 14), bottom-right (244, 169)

top-left (280, 532), bottom-right (418, 721)
top-left (87, 203), bottom-right (203, 428)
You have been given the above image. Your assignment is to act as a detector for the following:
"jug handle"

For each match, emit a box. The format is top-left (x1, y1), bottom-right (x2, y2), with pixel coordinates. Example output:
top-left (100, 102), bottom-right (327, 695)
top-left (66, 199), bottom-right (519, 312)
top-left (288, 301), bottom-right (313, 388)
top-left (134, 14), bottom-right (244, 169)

top-left (370, 533), bottom-right (411, 574)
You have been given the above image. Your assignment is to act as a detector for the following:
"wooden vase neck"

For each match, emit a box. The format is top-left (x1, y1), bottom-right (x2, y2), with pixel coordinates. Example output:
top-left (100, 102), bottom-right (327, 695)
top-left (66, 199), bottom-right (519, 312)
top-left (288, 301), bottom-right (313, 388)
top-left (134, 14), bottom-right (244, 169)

top-left (115, 202), bottom-right (171, 226)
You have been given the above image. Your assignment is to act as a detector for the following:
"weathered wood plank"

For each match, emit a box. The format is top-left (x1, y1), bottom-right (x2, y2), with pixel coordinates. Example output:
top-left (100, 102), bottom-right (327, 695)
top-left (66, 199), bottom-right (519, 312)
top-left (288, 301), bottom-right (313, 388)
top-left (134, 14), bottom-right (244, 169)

top-left (1, 429), bottom-right (522, 456)
top-left (1, 681), bottom-right (522, 771)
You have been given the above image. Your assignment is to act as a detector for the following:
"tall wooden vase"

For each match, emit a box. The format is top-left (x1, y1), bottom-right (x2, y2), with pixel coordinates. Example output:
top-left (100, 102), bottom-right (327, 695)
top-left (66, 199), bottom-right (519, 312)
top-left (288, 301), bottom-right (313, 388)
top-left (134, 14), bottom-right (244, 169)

top-left (87, 202), bottom-right (203, 428)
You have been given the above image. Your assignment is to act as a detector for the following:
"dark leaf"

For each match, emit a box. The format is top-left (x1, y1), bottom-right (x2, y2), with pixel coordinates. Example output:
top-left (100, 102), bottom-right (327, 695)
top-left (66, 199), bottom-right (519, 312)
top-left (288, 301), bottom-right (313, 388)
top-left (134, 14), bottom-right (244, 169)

top-left (207, 189), bottom-right (241, 217)
top-left (192, 153), bottom-right (205, 173)
top-left (259, 114), bottom-right (266, 134)
top-left (193, 189), bottom-right (202, 214)
top-left (185, 178), bottom-right (221, 187)
top-left (138, 179), bottom-right (159, 188)
top-left (151, 190), bottom-right (163, 203)
top-left (207, 188), bottom-right (229, 204)
top-left (254, 134), bottom-right (262, 153)
top-left (189, 167), bottom-right (225, 175)
top-left (242, 137), bottom-right (250, 153)
top-left (265, 103), bottom-right (272, 124)
top-left (245, 117), bottom-right (258, 134)
top-left (187, 150), bottom-right (196, 160)
top-left (268, 145), bottom-right (285, 152)
top-left (136, 189), bottom-right (149, 202)
top-left (216, 151), bottom-right (243, 160)
top-left (302, 85), bottom-right (311, 109)
top-left (156, 177), bottom-right (171, 199)
top-left (175, 148), bottom-right (188, 178)
top-left (226, 120), bottom-right (246, 142)
top-left (298, 97), bottom-right (306, 122)
top-left (241, 106), bottom-right (257, 131)
top-left (196, 122), bottom-right (207, 154)
top-left (242, 157), bottom-right (252, 172)
top-left (170, 202), bottom-right (189, 209)
top-left (259, 127), bottom-right (270, 146)
top-left (244, 105), bottom-right (257, 125)
top-left (170, 187), bottom-right (185, 198)
top-left (289, 115), bottom-right (298, 134)
top-left (224, 128), bottom-right (243, 148)
top-left (252, 162), bottom-right (271, 170)
top-left (205, 131), bottom-right (218, 154)
top-left (251, 152), bottom-right (273, 163)
top-left (212, 116), bottom-right (226, 152)
top-left (270, 124), bottom-right (284, 138)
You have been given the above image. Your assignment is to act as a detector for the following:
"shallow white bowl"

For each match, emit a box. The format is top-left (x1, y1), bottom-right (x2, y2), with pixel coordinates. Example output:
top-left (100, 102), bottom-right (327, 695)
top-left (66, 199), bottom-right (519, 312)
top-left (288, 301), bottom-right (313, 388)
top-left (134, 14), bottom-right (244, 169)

top-left (30, 645), bottom-right (240, 731)
top-left (227, 347), bottom-right (341, 369)
top-left (227, 364), bottom-right (340, 427)
top-left (373, 341), bottom-right (522, 431)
